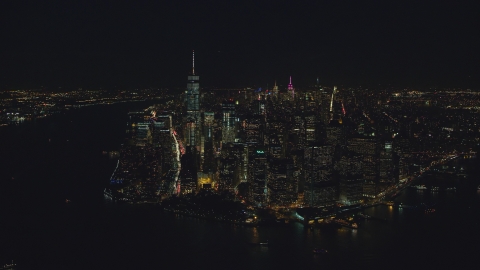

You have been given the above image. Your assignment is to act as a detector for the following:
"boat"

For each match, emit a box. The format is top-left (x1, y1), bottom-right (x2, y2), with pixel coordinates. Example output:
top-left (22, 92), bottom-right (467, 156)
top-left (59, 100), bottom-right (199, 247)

top-left (1, 260), bottom-right (16, 269)
top-left (249, 240), bottom-right (268, 246)
top-left (259, 240), bottom-right (269, 246)
top-left (313, 248), bottom-right (328, 254)
top-left (415, 185), bottom-right (427, 190)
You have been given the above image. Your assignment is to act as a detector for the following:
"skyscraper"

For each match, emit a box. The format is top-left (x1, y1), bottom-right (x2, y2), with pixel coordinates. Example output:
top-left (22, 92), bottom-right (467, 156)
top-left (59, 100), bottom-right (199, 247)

top-left (202, 112), bottom-right (215, 173)
top-left (330, 86), bottom-right (337, 113)
top-left (248, 148), bottom-right (268, 207)
top-left (186, 50), bottom-right (200, 148)
top-left (304, 144), bottom-right (337, 207)
top-left (288, 76), bottom-right (294, 100)
top-left (222, 101), bottom-right (236, 144)
top-left (272, 80), bottom-right (279, 96)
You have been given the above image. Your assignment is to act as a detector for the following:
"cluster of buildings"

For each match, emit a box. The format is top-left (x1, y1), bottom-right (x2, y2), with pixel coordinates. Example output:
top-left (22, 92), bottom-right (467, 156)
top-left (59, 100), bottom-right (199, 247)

top-left (106, 53), bottom-right (480, 208)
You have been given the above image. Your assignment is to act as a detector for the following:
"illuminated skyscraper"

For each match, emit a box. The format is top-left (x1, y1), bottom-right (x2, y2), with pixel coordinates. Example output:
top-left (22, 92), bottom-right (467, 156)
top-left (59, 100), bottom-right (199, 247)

top-left (272, 80), bottom-right (279, 96)
top-left (317, 85), bottom-right (331, 125)
top-left (288, 76), bottom-right (294, 100)
top-left (248, 148), bottom-right (268, 207)
top-left (305, 113), bottom-right (317, 143)
top-left (304, 144), bottom-right (337, 207)
top-left (186, 50), bottom-right (200, 148)
top-left (244, 116), bottom-right (263, 145)
top-left (329, 85), bottom-right (338, 122)
top-left (336, 154), bottom-right (364, 205)
top-left (222, 101), bottom-right (236, 144)
top-left (379, 141), bottom-right (394, 184)
top-left (202, 112), bottom-right (215, 173)
top-left (347, 136), bottom-right (377, 198)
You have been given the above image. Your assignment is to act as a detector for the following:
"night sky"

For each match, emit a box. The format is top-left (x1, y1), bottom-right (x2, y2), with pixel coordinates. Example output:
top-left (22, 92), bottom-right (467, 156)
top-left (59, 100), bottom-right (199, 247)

top-left (1, 0), bottom-right (479, 90)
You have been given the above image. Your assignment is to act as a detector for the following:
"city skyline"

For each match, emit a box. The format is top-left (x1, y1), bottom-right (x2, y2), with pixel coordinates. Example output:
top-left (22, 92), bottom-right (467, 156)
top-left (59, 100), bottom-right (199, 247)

top-left (2, 39), bottom-right (480, 268)
top-left (1, 0), bottom-right (479, 90)
top-left (94, 52), bottom-right (480, 210)
top-left (1, 0), bottom-right (480, 261)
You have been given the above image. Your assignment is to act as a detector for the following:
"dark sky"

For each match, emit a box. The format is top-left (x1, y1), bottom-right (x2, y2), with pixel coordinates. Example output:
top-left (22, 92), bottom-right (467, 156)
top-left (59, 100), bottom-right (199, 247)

top-left (1, 0), bottom-right (479, 90)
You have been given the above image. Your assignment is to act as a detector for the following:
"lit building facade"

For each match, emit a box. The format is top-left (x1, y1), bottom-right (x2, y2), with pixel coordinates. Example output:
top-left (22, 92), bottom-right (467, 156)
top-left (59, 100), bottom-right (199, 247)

top-left (248, 148), bottom-right (268, 207)
top-left (185, 51), bottom-right (200, 150)
top-left (304, 144), bottom-right (337, 207)
top-left (222, 101), bottom-right (236, 144)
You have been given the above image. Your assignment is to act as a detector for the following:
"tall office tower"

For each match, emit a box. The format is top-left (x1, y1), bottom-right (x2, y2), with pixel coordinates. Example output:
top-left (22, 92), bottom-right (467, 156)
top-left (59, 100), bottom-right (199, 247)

top-left (305, 113), bottom-right (317, 143)
top-left (136, 122), bottom-right (151, 146)
top-left (219, 144), bottom-right (237, 191)
top-left (304, 144), bottom-right (337, 207)
top-left (335, 154), bottom-right (364, 205)
top-left (379, 141), bottom-right (395, 186)
top-left (222, 101), bottom-right (236, 144)
top-left (248, 148), bottom-right (268, 207)
top-left (243, 115), bottom-right (263, 146)
top-left (267, 158), bottom-right (287, 207)
top-left (272, 80), bottom-right (279, 96)
top-left (267, 134), bottom-right (282, 158)
top-left (179, 147), bottom-right (198, 195)
top-left (289, 148), bottom-right (304, 197)
top-left (202, 112), bottom-right (215, 173)
top-left (347, 136), bottom-right (377, 198)
top-left (288, 76), bottom-right (294, 100)
top-left (153, 115), bottom-right (175, 196)
top-left (318, 87), bottom-right (332, 125)
top-left (290, 114), bottom-right (306, 150)
top-left (203, 112), bottom-right (214, 127)
top-left (393, 136), bottom-right (411, 182)
top-left (219, 143), bottom-right (245, 191)
top-left (185, 121), bottom-right (196, 148)
top-left (303, 89), bottom-right (317, 113)
top-left (326, 119), bottom-right (345, 147)
top-left (185, 50), bottom-right (200, 149)
top-left (251, 99), bottom-right (266, 116)
top-left (267, 120), bottom-right (287, 157)
top-left (330, 86), bottom-right (337, 113)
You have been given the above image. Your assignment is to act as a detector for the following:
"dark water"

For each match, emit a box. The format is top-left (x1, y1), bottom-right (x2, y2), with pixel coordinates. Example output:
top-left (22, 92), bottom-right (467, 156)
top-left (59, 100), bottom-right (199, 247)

top-left (1, 103), bottom-right (480, 270)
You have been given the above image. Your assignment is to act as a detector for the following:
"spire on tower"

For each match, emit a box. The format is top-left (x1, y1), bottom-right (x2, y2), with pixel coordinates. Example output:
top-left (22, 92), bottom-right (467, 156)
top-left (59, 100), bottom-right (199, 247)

top-left (192, 50), bottom-right (195, 75)
top-left (273, 80), bottom-right (279, 95)
top-left (287, 76), bottom-right (294, 99)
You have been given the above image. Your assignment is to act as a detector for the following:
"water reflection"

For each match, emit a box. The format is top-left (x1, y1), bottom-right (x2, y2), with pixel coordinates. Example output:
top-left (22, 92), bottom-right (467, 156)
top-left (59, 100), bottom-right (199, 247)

top-left (251, 227), bottom-right (259, 242)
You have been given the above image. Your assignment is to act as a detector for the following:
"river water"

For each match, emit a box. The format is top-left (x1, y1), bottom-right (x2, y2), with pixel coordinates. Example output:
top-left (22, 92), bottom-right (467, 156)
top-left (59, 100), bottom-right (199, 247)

top-left (1, 102), bottom-right (479, 270)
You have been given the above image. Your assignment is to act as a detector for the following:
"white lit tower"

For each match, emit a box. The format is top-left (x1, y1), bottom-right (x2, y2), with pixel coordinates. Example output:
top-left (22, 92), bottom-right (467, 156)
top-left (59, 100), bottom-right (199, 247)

top-left (186, 50), bottom-right (200, 150)
top-left (330, 86), bottom-right (337, 112)
top-left (329, 86), bottom-right (337, 121)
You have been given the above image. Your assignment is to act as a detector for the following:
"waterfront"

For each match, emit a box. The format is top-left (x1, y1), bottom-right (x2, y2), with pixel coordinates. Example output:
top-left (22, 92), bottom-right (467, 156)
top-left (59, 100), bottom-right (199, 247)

top-left (1, 102), bottom-right (480, 269)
